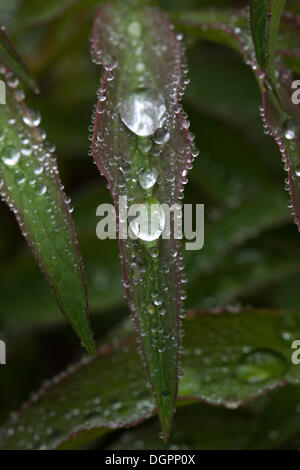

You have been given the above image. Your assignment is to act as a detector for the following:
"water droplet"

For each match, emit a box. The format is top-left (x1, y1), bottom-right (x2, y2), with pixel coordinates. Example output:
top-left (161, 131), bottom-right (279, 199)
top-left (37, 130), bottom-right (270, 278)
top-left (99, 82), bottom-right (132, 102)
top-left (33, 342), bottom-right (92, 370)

top-left (236, 349), bottom-right (288, 384)
top-left (128, 21), bottom-right (141, 38)
top-left (139, 168), bottom-right (159, 189)
top-left (153, 127), bottom-right (170, 145)
top-left (129, 202), bottom-right (165, 241)
top-left (118, 88), bottom-right (166, 137)
top-left (2, 146), bottom-right (21, 166)
top-left (283, 119), bottom-right (296, 140)
top-left (36, 183), bottom-right (47, 196)
top-left (22, 109), bottom-right (41, 128)
top-left (224, 396), bottom-right (241, 410)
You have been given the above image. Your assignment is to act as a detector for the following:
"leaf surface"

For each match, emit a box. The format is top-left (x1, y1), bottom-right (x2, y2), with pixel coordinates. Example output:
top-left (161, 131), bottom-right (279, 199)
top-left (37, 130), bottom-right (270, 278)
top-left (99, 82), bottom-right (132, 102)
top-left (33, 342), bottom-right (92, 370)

top-left (1, 309), bottom-right (300, 449)
top-left (91, 2), bottom-right (195, 437)
top-left (0, 28), bottom-right (39, 92)
top-left (0, 70), bottom-right (95, 354)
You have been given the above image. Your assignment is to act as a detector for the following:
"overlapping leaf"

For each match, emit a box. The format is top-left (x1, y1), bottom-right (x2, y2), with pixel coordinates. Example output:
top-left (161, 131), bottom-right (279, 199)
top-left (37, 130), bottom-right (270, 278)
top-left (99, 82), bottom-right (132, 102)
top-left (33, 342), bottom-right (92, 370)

top-left (173, 7), bottom-right (300, 229)
top-left (91, 2), bottom-right (196, 437)
top-left (0, 68), bottom-right (95, 354)
top-left (1, 309), bottom-right (300, 450)
top-left (0, 28), bottom-right (39, 92)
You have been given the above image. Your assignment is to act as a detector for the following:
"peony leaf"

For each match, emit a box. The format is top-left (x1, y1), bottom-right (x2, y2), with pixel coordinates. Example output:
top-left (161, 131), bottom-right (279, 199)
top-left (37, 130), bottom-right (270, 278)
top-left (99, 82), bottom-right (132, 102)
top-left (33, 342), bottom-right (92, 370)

top-left (1, 308), bottom-right (300, 450)
top-left (90, 2), bottom-right (196, 439)
top-left (0, 28), bottom-right (39, 93)
top-left (0, 68), bottom-right (95, 354)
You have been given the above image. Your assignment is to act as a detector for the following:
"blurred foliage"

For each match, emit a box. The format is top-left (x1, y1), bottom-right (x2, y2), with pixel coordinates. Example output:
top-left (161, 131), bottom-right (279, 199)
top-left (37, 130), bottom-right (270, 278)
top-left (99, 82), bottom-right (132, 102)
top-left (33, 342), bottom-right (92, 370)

top-left (0, 0), bottom-right (300, 450)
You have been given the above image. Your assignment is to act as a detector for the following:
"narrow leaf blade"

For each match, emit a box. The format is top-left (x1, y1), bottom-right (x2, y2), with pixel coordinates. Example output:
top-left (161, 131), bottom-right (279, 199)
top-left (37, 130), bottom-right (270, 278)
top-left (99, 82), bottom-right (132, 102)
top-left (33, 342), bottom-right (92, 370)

top-left (250, 0), bottom-right (286, 86)
top-left (0, 28), bottom-right (39, 93)
top-left (91, 3), bottom-right (195, 438)
top-left (0, 70), bottom-right (95, 354)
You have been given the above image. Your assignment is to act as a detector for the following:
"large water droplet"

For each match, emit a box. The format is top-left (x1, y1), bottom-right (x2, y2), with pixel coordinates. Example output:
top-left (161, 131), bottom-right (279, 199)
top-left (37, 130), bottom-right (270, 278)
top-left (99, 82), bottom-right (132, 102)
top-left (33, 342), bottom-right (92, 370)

top-left (129, 202), bottom-right (165, 241)
top-left (2, 146), bottom-right (21, 166)
top-left (236, 349), bottom-right (288, 384)
top-left (139, 168), bottom-right (159, 189)
top-left (284, 119), bottom-right (296, 140)
top-left (118, 88), bottom-right (166, 137)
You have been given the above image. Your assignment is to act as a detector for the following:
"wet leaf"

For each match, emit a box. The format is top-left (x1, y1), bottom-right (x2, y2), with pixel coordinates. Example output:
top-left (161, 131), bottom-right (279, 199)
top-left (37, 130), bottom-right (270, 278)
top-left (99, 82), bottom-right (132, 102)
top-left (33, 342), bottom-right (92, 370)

top-left (174, 8), bottom-right (300, 230)
top-left (250, 0), bottom-right (286, 86)
top-left (249, 5), bottom-right (300, 231)
top-left (16, 0), bottom-right (80, 28)
top-left (0, 28), bottom-right (39, 92)
top-left (91, 2), bottom-right (195, 437)
top-left (0, 70), bottom-right (95, 354)
top-left (1, 308), bottom-right (300, 450)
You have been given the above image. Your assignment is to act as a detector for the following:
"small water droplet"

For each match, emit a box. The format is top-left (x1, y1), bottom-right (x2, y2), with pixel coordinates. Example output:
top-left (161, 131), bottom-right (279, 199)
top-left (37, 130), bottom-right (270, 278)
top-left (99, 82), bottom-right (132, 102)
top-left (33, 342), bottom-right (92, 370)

top-left (22, 109), bottom-right (41, 128)
top-left (153, 127), bottom-right (170, 145)
top-left (2, 146), bottom-right (21, 166)
top-left (283, 119), bottom-right (296, 140)
top-left (128, 21), bottom-right (141, 38)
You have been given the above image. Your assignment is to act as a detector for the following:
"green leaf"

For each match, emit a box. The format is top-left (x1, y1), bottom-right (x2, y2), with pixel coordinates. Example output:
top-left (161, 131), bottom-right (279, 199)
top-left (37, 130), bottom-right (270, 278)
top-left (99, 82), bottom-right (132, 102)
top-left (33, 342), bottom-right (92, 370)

top-left (186, 189), bottom-right (289, 285)
top-left (107, 384), bottom-right (300, 450)
top-left (246, 385), bottom-right (300, 449)
top-left (249, 6), bottom-right (300, 231)
top-left (250, 0), bottom-right (286, 86)
top-left (0, 28), bottom-right (39, 93)
top-left (174, 8), bottom-right (300, 230)
top-left (91, 2), bottom-right (195, 438)
top-left (1, 308), bottom-right (300, 450)
top-left (16, 0), bottom-right (80, 28)
top-left (0, 72), bottom-right (95, 354)
top-left (107, 401), bottom-right (258, 450)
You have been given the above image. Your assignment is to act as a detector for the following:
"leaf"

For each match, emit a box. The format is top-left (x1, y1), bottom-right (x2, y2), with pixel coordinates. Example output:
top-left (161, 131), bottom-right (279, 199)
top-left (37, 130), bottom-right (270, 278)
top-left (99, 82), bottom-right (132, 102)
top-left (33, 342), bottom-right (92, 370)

top-left (250, 0), bottom-right (286, 87)
top-left (91, 2), bottom-right (195, 438)
top-left (0, 184), bottom-right (124, 332)
top-left (1, 308), bottom-right (300, 450)
top-left (107, 384), bottom-right (300, 450)
top-left (174, 8), bottom-right (300, 230)
top-left (246, 385), bottom-right (300, 449)
top-left (0, 70), bottom-right (95, 354)
top-left (16, 0), bottom-right (80, 28)
top-left (186, 189), bottom-right (289, 280)
top-left (0, 28), bottom-right (39, 93)
top-left (249, 5), bottom-right (300, 231)
top-left (107, 401), bottom-right (258, 450)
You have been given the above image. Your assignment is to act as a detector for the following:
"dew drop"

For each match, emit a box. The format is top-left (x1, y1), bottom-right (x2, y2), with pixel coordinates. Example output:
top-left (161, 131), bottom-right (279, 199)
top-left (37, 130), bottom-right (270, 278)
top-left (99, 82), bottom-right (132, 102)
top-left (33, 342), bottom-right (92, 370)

top-left (36, 183), bottom-right (47, 196)
top-left (2, 146), bottom-right (21, 166)
top-left (118, 88), bottom-right (166, 137)
top-left (139, 168), bottom-right (159, 189)
top-left (236, 349), bottom-right (288, 384)
top-left (129, 202), bottom-right (165, 241)
top-left (283, 119), bottom-right (296, 140)
top-left (128, 21), bottom-right (141, 38)
top-left (153, 127), bottom-right (170, 145)
top-left (22, 109), bottom-right (41, 128)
